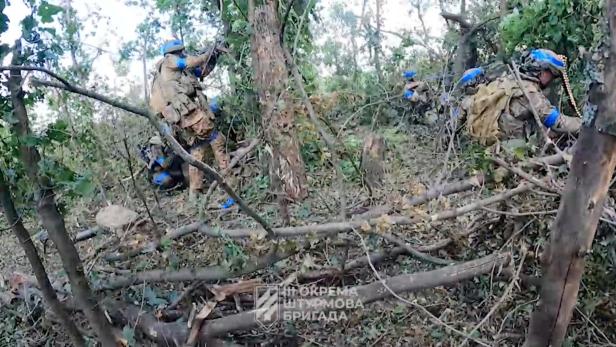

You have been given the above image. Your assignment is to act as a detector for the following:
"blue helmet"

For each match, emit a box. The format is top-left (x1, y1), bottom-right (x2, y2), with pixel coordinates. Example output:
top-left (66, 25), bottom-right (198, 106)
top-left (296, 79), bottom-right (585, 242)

top-left (459, 67), bottom-right (485, 87)
top-left (160, 39), bottom-right (185, 56)
top-left (403, 70), bottom-right (417, 80)
top-left (527, 49), bottom-right (566, 75)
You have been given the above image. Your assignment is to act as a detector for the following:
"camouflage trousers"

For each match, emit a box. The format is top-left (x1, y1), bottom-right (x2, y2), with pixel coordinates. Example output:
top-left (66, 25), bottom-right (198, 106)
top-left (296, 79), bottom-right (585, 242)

top-left (181, 108), bottom-right (230, 194)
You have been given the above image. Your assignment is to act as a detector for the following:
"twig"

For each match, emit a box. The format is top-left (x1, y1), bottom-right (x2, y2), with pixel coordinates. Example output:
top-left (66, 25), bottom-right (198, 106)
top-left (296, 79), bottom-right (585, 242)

top-left (279, 0), bottom-right (295, 44)
top-left (352, 229), bottom-right (494, 347)
top-left (121, 136), bottom-right (157, 233)
top-left (377, 232), bottom-right (454, 265)
top-left (166, 282), bottom-right (204, 311)
top-left (0, 65), bottom-right (71, 86)
top-left (491, 157), bottom-right (559, 193)
top-left (459, 248), bottom-right (528, 346)
top-left (482, 206), bottom-right (558, 217)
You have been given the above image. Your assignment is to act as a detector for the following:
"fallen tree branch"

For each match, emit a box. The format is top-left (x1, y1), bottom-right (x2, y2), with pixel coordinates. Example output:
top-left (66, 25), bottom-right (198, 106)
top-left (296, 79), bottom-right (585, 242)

top-left (405, 151), bottom-right (569, 207)
top-left (111, 252), bottom-right (511, 344)
top-left (298, 216), bottom-right (501, 281)
top-left (406, 173), bottom-right (486, 207)
top-left (104, 222), bottom-right (203, 262)
top-left (101, 242), bottom-right (309, 290)
top-left (377, 232), bottom-right (454, 265)
top-left (430, 183), bottom-right (532, 221)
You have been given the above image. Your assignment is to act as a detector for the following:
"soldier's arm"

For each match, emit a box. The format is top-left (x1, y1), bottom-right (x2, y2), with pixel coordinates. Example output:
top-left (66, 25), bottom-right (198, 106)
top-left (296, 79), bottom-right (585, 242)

top-left (522, 88), bottom-right (581, 134)
top-left (164, 53), bottom-right (213, 71)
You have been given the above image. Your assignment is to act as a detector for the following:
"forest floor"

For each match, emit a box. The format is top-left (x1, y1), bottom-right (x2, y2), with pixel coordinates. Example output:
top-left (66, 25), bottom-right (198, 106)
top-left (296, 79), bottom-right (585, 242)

top-left (1, 122), bottom-right (616, 346)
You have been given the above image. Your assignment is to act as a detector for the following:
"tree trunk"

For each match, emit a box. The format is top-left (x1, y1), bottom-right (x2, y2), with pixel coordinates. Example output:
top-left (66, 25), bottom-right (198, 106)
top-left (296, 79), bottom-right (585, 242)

top-left (249, 0), bottom-right (307, 202)
top-left (525, 3), bottom-right (616, 345)
top-left (361, 133), bottom-right (386, 188)
top-left (7, 45), bottom-right (117, 347)
top-left (374, 0), bottom-right (384, 83)
top-left (0, 172), bottom-right (85, 347)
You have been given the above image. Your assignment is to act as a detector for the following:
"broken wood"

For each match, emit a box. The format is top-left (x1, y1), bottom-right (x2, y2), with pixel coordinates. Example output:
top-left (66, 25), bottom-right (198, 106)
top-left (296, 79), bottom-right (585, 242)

top-left (113, 252), bottom-right (510, 344)
top-left (360, 133), bottom-right (387, 188)
top-left (525, 3), bottom-right (616, 345)
top-left (406, 173), bottom-right (486, 207)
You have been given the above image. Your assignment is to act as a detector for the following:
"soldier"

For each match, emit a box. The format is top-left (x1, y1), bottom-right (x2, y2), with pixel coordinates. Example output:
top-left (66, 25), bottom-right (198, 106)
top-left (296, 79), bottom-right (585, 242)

top-left (149, 39), bottom-right (231, 201)
top-left (402, 70), bottom-right (429, 104)
top-left (466, 49), bottom-right (581, 145)
top-left (457, 67), bottom-right (486, 121)
top-left (141, 136), bottom-right (186, 190)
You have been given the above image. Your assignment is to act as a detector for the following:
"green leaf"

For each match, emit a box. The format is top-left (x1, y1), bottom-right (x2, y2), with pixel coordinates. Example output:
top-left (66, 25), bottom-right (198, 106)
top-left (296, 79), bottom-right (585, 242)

top-left (121, 326), bottom-right (136, 346)
top-left (73, 176), bottom-right (95, 196)
top-left (38, 2), bottom-right (63, 23)
top-left (45, 120), bottom-right (70, 143)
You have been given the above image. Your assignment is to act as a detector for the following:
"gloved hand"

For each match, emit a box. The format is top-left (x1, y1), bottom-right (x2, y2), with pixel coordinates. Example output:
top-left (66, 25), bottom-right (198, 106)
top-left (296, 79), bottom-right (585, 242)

top-left (219, 197), bottom-right (235, 209)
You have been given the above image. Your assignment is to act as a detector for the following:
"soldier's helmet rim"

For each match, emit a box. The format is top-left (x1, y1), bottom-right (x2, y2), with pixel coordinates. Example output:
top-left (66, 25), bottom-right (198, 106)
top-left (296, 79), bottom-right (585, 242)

top-left (527, 49), bottom-right (566, 75)
top-left (161, 39), bottom-right (185, 56)
top-left (403, 70), bottom-right (417, 79)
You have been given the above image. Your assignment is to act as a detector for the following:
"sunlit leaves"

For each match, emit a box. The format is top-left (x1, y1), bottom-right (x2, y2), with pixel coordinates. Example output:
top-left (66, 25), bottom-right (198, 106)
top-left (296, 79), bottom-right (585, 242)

top-left (37, 1), bottom-right (62, 23)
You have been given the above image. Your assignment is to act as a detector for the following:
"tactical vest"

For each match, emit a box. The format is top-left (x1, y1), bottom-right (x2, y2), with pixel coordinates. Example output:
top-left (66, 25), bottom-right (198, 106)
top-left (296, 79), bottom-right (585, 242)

top-left (466, 76), bottom-right (536, 145)
top-left (150, 56), bottom-right (208, 125)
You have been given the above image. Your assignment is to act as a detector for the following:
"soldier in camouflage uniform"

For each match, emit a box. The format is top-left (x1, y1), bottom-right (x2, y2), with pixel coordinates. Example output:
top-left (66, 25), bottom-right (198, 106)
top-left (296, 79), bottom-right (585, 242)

top-left (457, 67), bottom-right (486, 122)
top-left (466, 49), bottom-right (581, 145)
top-left (402, 70), bottom-right (430, 104)
top-left (149, 39), bottom-right (230, 200)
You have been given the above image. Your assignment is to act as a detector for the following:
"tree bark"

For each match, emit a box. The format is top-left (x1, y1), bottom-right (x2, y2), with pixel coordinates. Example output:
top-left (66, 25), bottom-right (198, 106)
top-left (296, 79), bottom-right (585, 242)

top-left (361, 133), bottom-right (386, 188)
top-left (249, 0), bottom-right (307, 202)
top-left (0, 172), bottom-right (85, 346)
top-left (374, 0), bottom-right (384, 83)
top-left (7, 46), bottom-right (117, 347)
top-left (525, 3), bottom-right (616, 345)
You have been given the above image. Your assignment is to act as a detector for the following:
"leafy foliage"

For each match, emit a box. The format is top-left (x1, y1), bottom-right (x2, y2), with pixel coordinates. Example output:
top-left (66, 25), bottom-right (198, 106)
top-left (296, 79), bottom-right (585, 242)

top-left (500, 0), bottom-right (603, 60)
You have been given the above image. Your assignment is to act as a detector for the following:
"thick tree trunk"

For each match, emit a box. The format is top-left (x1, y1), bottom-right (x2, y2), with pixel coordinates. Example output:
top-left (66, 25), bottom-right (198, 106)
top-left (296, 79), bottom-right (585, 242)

top-left (0, 173), bottom-right (85, 346)
top-left (525, 3), bottom-right (616, 346)
top-left (249, 0), bottom-right (307, 202)
top-left (361, 133), bottom-right (386, 188)
top-left (7, 46), bottom-right (117, 347)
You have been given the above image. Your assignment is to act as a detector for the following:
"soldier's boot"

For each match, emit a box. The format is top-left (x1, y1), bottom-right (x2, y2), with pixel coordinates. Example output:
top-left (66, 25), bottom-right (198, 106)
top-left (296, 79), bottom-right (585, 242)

top-left (188, 144), bottom-right (207, 202)
top-left (554, 115), bottom-right (582, 135)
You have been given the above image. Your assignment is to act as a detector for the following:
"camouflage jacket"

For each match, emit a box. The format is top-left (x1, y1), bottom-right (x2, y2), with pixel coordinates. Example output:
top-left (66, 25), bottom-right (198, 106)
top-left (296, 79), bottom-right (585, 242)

top-left (466, 74), bottom-right (581, 144)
